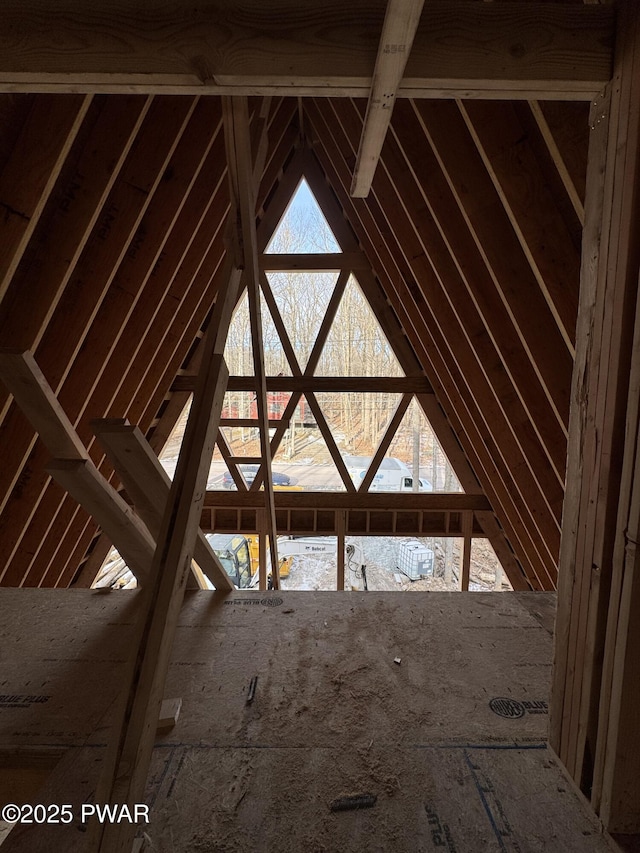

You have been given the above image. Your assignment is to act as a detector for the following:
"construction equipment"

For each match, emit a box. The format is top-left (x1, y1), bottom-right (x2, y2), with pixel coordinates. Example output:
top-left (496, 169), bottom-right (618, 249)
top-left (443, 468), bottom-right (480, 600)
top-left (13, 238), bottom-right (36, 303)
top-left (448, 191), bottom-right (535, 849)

top-left (204, 533), bottom-right (366, 589)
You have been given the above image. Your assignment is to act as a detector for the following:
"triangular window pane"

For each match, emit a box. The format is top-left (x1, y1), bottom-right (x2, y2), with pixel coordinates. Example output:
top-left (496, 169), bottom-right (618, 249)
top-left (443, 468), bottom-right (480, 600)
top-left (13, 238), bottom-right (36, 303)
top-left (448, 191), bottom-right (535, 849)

top-left (269, 394), bottom-right (347, 491)
top-left (223, 290), bottom-right (254, 376)
top-left (264, 271), bottom-right (339, 372)
top-left (386, 398), bottom-right (464, 493)
top-left (312, 390), bottom-right (403, 461)
top-left (317, 275), bottom-right (404, 377)
top-left (265, 179), bottom-right (341, 254)
top-left (259, 285), bottom-right (294, 376)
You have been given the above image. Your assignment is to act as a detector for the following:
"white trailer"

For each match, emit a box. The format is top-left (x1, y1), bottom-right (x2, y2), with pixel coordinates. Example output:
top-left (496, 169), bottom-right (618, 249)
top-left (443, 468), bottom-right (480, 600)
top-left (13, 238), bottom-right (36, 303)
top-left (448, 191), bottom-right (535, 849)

top-left (343, 455), bottom-right (432, 492)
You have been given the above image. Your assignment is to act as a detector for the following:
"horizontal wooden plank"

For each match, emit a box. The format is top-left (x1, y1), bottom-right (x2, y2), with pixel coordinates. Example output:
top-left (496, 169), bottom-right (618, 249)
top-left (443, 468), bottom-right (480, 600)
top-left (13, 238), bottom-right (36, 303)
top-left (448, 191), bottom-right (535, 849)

top-left (204, 490), bottom-right (491, 512)
top-left (221, 418), bottom-right (283, 427)
top-left (174, 375), bottom-right (433, 393)
top-left (0, 2), bottom-right (613, 99)
top-left (260, 253), bottom-right (366, 270)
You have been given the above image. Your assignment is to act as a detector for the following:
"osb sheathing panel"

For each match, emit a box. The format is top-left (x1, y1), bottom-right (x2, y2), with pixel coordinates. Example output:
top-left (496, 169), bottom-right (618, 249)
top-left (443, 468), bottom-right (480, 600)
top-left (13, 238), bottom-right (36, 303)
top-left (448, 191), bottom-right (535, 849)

top-left (0, 589), bottom-right (618, 852)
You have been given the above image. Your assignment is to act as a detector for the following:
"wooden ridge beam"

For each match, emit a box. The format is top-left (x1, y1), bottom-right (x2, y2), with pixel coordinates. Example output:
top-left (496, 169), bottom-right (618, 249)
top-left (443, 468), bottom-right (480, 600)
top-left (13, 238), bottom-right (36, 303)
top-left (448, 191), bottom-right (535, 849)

top-left (0, 2), bottom-right (613, 99)
top-left (351, 0), bottom-right (425, 197)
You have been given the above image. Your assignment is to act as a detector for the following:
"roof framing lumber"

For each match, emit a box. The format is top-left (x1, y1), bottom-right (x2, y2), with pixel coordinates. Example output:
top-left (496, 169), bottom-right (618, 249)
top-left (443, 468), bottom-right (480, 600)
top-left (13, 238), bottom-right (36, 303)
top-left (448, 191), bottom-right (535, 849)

top-left (0, 351), bottom-right (156, 584)
top-left (64, 101), bottom-right (298, 586)
top-left (175, 375), bottom-right (433, 394)
top-left (410, 99), bottom-right (573, 431)
top-left (91, 339), bottom-right (230, 849)
top-left (0, 2), bottom-right (613, 100)
top-left (92, 98), bottom-right (272, 850)
top-left (46, 458), bottom-right (155, 585)
top-left (224, 95), bottom-right (281, 588)
top-left (92, 419), bottom-right (234, 591)
top-left (300, 146), bottom-right (527, 588)
top-left (0, 93), bottom-right (92, 303)
top-left (457, 99), bottom-right (581, 352)
top-left (551, 3), bottom-right (640, 832)
top-left (303, 107), bottom-right (547, 588)
top-left (351, 0), bottom-right (425, 197)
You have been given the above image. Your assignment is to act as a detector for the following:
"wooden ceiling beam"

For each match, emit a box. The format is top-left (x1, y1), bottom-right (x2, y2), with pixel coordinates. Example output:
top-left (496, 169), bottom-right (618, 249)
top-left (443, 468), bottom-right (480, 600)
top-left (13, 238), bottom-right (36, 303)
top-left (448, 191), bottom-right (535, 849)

top-left (0, 2), bottom-right (613, 100)
top-left (350, 0), bottom-right (425, 198)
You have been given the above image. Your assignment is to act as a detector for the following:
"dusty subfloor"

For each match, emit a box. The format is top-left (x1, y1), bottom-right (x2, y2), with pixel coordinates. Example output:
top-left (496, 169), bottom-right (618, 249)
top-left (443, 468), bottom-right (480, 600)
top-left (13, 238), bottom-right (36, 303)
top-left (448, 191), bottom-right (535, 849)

top-left (0, 589), bottom-right (622, 852)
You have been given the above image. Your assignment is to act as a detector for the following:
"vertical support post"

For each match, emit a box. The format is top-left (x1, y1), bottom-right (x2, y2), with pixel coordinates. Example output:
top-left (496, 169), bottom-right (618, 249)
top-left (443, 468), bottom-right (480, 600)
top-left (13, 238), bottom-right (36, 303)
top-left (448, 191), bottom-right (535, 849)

top-left (337, 510), bottom-right (346, 591)
top-left (459, 513), bottom-right (472, 591)
top-left (258, 508), bottom-right (268, 591)
top-left (550, 3), bottom-right (640, 832)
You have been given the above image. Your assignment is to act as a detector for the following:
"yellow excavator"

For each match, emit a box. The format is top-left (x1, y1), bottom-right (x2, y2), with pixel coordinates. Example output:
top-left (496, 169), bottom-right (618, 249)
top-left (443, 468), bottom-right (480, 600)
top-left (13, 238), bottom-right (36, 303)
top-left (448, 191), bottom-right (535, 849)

top-left (205, 533), bottom-right (294, 588)
top-left (205, 534), bottom-right (366, 590)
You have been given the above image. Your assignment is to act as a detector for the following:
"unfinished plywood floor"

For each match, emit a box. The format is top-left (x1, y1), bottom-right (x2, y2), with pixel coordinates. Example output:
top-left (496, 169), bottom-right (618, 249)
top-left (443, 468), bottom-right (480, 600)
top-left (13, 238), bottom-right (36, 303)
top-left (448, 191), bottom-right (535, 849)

top-left (0, 589), bottom-right (620, 852)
